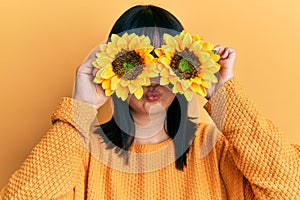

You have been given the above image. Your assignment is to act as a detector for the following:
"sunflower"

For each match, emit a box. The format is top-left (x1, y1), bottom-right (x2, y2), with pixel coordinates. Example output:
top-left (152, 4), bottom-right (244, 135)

top-left (156, 30), bottom-right (221, 101)
top-left (92, 33), bottom-right (157, 101)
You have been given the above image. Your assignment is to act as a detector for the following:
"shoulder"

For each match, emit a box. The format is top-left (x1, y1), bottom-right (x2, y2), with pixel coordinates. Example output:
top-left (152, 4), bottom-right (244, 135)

top-left (0, 98), bottom-right (91, 199)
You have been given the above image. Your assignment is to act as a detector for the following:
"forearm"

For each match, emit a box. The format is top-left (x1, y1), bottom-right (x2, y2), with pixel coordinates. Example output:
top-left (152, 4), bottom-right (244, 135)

top-left (205, 78), bottom-right (300, 199)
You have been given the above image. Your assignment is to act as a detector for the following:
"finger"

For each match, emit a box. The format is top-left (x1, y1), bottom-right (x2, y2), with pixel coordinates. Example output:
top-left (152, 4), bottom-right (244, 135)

top-left (220, 47), bottom-right (230, 59)
top-left (92, 68), bottom-right (99, 77)
top-left (213, 45), bottom-right (225, 55)
top-left (88, 47), bottom-right (100, 60)
top-left (77, 48), bottom-right (100, 75)
top-left (227, 48), bottom-right (237, 59)
top-left (76, 60), bottom-right (96, 75)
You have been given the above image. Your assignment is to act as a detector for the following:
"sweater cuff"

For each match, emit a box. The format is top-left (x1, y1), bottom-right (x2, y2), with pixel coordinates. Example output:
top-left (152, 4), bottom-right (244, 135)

top-left (51, 97), bottom-right (98, 137)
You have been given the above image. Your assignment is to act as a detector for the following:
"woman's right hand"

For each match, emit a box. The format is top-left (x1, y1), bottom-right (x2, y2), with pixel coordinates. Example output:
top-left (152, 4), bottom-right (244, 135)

top-left (73, 47), bottom-right (110, 109)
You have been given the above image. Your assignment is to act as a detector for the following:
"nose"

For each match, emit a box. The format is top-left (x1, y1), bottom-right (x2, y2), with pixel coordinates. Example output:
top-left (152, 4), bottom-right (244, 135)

top-left (149, 77), bottom-right (160, 85)
top-left (146, 77), bottom-right (160, 91)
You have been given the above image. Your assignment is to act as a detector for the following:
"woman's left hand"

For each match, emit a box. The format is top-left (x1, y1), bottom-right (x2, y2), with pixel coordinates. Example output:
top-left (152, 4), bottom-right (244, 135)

top-left (206, 46), bottom-right (237, 99)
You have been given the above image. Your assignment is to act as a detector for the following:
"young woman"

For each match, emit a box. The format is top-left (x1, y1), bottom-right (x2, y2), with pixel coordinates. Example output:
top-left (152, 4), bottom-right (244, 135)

top-left (1, 5), bottom-right (299, 200)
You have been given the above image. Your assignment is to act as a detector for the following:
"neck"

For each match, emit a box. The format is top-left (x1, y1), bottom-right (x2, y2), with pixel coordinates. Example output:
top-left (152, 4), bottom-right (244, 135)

top-left (131, 108), bottom-right (170, 144)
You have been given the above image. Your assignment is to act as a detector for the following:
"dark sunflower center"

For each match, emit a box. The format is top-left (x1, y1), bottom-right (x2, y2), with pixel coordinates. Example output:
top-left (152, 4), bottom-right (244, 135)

top-left (112, 50), bottom-right (143, 80)
top-left (170, 53), bottom-right (198, 79)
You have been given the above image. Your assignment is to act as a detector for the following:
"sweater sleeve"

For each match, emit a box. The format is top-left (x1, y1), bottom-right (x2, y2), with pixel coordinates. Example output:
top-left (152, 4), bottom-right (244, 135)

top-left (0, 97), bottom-right (97, 200)
top-left (204, 78), bottom-right (300, 199)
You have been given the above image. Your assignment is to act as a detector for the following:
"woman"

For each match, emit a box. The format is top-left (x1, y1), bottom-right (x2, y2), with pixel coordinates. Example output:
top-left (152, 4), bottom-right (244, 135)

top-left (1, 5), bottom-right (299, 200)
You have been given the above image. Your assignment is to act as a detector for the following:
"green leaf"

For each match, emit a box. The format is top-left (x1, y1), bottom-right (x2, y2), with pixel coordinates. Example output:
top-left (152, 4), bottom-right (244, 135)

top-left (123, 62), bottom-right (135, 71)
top-left (179, 59), bottom-right (192, 72)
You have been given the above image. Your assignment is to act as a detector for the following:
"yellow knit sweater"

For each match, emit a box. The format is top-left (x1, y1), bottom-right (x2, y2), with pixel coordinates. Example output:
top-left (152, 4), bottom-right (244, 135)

top-left (1, 78), bottom-right (299, 199)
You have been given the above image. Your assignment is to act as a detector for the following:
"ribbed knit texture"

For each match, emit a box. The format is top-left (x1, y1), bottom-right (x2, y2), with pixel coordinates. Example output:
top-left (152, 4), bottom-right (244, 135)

top-left (1, 78), bottom-right (299, 199)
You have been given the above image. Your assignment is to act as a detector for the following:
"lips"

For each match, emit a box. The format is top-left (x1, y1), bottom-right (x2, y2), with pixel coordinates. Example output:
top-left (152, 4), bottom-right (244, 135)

top-left (145, 91), bottom-right (161, 101)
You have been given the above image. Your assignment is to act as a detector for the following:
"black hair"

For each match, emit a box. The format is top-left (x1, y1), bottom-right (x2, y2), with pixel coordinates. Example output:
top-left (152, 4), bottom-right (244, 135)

top-left (94, 5), bottom-right (197, 170)
top-left (108, 5), bottom-right (183, 44)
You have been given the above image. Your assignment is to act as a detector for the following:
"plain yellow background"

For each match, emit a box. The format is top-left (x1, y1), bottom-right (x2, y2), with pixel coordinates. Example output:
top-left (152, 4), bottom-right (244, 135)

top-left (1, 0), bottom-right (299, 188)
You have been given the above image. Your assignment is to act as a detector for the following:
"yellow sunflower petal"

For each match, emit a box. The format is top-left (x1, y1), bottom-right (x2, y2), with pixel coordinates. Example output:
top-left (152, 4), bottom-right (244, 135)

top-left (160, 77), bottom-right (170, 85)
top-left (102, 79), bottom-right (110, 89)
top-left (143, 53), bottom-right (154, 64)
top-left (133, 87), bottom-right (143, 99)
top-left (198, 51), bottom-right (210, 63)
top-left (164, 34), bottom-right (179, 49)
top-left (159, 57), bottom-right (171, 67)
top-left (139, 37), bottom-right (151, 48)
top-left (93, 76), bottom-right (103, 84)
top-left (147, 64), bottom-right (159, 75)
top-left (136, 76), bottom-right (147, 85)
top-left (172, 84), bottom-right (179, 93)
top-left (182, 32), bottom-right (193, 49)
top-left (128, 82), bottom-right (139, 93)
top-left (181, 80), bottom-right (191, 90)
top-left (105, 88), bottom-right (114, 96)
top-left (95, 56), bottom-right (113, 68)
top-left (128, 33), bottom-right (137, 41)
top-left (211, 76), bottom-right (218, 83)
top-left (139, 35), bottom-right (146, 40)
top-left (191, 82), bottom-right (200, 92)
top-left (184, 89), bottom-right (194, 101)
top-left (128, 37), bottom-right (139, 49)
top-left (143, 78), bottom-right (151, 86)
top-left (92, 60), bottom-right (100, 69)
top-left (147, 70), bottom-right (159, 78)
top-left (214, 63), bottom-right (221, 71)
top-left (157, 63), bottom-right (165, 71)
top-left (201, 80), bottom-right (212, 88)
top-left (121, 32), bottom-right (129, 41)
top-left (95, 68), bottom-right (105, 78)
top-left (201, 70), bottom-right (218, 83)
top-left (175, 82), bottom-right (184, 93)
top-left (162, 46), bottom-right (175, 54)
top-left (120, 79), bottom-right (130, 87)
top-left (136, 47), bottom-right (154, 55)
top-left (180, 30), bottom-right (187, 35)
top-left (173, 35), bottom-right (183, 49)
top-left (111, 34), bottom-right (119, 45)
top-left (202, 42), bottom-right (215, 51)
top-left (196, 85), bottom-right (207, 97)
top-left (154, 48), bottom-right (164, 57)
top-left (169, 75), bottom-right (179, 84)
top-left (191, 77), bottom-right (202, 84)
top-left (165, 51), bottom-right (174, 59)
top-left (185, 79), bottom-right (192, 85)
top-left (107, 42), bottom-right (118, 52)
top-left (99, 46), bottom-right (107, 57)
top-left (117, 37), bottom-right (127, 51)
top-left (96, 51), bottom-right (108, 59)
top-left (190, 41), bottom-right (202, 54)
top-left (101, 66), bottom-right (115, 79)
top-left (160, 67), bottom-right (170, 77)
top-left (116, 86), bottom-right (129, 101)
top-left (206, 63), bottom-right (221, 73)
top-left (192, 34), bottom-right (203, 41)
top-left (202, 59), bottom-right (215, 68)
top-left (209, 52), bottom-right (221, 62)
top-left (200, 69), bottom-right (214, 79)
top-left (110, 75), bottom-right (120, 90)
top-left (105, 46), bottom-right (118, 58)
